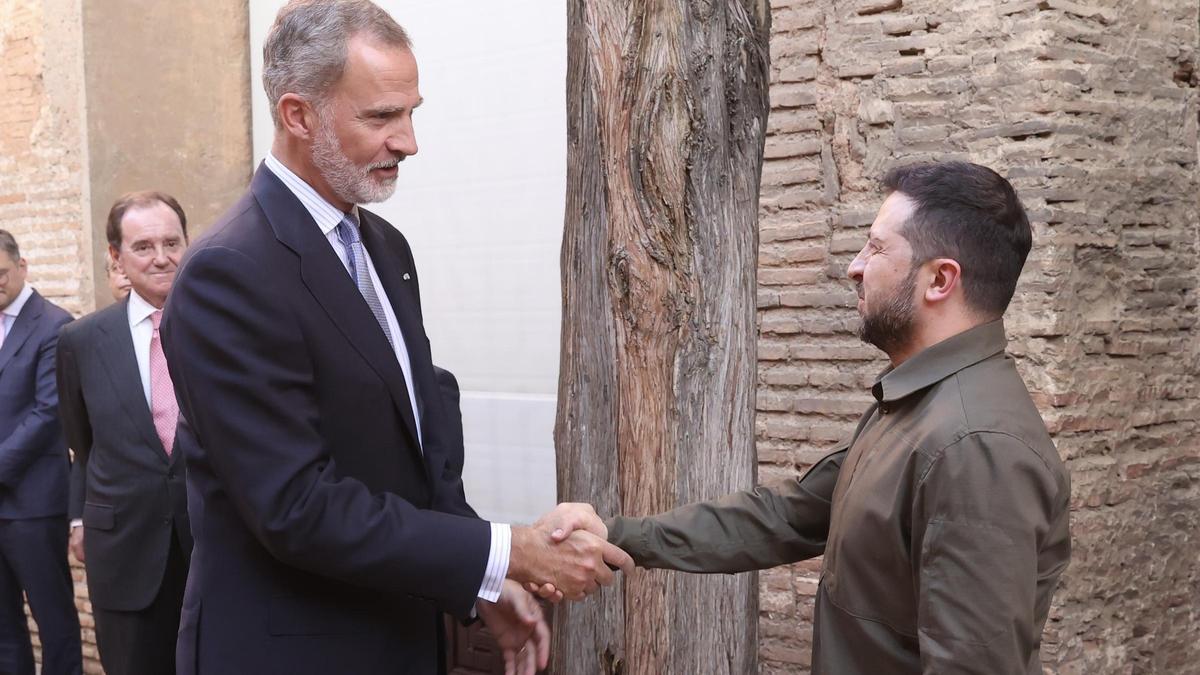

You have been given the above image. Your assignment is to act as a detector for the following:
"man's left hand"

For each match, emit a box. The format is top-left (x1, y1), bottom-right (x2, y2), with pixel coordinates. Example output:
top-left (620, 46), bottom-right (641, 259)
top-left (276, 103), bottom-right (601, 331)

top-left (476, 580), bottom-right (550, 675)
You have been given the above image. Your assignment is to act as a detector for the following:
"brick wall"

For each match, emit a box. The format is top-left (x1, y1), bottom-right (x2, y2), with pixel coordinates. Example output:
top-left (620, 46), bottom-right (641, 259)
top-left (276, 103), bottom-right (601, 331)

top-left (0, 0), bottom-right (93, 316)
top-left (756, 1), bottom-right (1199, 673)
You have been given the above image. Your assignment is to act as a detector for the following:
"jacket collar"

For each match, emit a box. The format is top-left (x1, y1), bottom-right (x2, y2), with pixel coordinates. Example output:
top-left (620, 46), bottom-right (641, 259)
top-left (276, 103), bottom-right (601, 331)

top-left (0, 288), bottom-right (44, 376)
top-left (95, 298), bottom-right (171, 461)
top-left (1, 283), bottom-right (34, 322)
top-left (871, 319), bottom-right (1008, 404)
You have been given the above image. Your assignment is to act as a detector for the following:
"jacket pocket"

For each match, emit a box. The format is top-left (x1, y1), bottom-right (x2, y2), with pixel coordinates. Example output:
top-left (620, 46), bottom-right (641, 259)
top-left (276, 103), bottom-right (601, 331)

top-left (82, 502), bottom-right (115, 531)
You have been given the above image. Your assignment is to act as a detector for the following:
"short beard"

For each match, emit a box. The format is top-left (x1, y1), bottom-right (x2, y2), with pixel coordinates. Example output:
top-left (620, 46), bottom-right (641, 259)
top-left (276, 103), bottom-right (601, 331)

top-left (857, 266), bottom-right (919, 356)
top-left (311, 103), bottom-right (400, 205)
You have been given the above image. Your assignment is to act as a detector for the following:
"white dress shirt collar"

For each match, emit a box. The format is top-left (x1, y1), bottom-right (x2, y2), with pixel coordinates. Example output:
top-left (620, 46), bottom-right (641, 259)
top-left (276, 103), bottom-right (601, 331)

top-left (262, 153), bottom-right (360, 236)
top-left (127, 288), bottom-right (159, 327)
top-left (1, 283), bottom-right (34, 322)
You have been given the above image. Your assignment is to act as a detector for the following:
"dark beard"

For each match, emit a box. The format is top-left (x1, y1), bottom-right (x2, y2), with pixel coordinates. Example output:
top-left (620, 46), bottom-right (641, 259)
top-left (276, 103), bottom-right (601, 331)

top-left (857, 267), bottom-right (919, 355)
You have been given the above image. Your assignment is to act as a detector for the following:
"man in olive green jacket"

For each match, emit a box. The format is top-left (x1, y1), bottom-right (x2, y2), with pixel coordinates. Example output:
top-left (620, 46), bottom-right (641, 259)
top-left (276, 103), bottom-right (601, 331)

top-left (542, 162), bottom-right (1071, 675)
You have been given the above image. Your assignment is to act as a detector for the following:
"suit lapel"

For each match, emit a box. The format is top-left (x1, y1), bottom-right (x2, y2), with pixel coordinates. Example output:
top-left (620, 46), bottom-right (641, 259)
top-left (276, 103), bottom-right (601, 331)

top-left (251, 166), bottom-right (423, 455)
top-left (359, 213), bottom-right (449, 464)
top-left (95, 300), bottom-right (168, 461)
top-left (0, 290), bottom-right (44, 378)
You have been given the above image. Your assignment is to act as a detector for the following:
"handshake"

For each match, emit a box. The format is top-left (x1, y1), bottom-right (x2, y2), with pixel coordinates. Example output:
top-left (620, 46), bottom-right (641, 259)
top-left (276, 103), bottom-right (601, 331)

top-left (508, 502), bottom-right (633, 602)
top-left (475, 504), bottom-right (632, 674)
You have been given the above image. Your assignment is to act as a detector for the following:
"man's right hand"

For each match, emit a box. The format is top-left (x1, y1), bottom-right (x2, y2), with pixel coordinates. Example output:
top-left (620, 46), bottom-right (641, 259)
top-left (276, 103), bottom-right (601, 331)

top-left (69, 526), bottom-right (85, 563)
top-left (507, 504), bottom-right (634, 602)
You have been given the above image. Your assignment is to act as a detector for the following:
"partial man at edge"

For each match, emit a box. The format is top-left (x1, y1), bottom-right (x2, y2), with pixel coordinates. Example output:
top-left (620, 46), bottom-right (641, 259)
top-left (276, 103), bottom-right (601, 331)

top-left (0, 229), bottom-right (81, 675)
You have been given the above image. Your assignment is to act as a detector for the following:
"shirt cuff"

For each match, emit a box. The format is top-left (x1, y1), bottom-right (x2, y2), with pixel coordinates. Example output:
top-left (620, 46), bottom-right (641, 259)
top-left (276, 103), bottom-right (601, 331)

top-left (475, 522), bottom-right (511, 603)
top-left (70, 518), bottom-right (83, 529)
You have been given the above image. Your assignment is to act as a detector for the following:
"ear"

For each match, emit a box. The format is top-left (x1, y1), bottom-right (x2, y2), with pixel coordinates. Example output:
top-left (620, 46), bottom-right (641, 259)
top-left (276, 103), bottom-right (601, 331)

top-left (923, 258), bottom-right (962, 305)
top-left (108, 246), bottom-right (122, 270)
top-left (278, 93), bottom-right (320, 141)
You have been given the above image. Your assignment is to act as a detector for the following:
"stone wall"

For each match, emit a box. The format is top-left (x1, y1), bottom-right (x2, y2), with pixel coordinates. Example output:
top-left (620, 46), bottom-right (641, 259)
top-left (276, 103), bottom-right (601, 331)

top-left (0, 0), bottom-right (94, 316)
top-left (756, 1), bottom-right (1199, 673)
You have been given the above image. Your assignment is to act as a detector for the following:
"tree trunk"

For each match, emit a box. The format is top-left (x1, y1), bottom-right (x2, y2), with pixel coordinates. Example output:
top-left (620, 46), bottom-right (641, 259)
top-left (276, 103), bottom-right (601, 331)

top-left (554, 1), bottom-right (771, 673)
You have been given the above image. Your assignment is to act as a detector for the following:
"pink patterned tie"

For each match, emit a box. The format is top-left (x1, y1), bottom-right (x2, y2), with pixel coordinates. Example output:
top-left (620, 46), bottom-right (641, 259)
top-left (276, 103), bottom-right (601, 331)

top-left (149, 310), bottom-right (178, 456)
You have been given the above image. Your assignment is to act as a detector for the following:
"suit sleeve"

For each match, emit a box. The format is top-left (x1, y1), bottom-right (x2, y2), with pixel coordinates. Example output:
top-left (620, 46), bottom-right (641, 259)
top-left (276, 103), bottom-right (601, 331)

top-left (912, 432), bottom-right (1070, 675)
top-left (56, 325), bottom-right (91, 521)
top-left (607, 445), bottom-right (846, 573)
top-left (0, 314), bottom-right (71, 490)
top-left (162, 245), bottom-right (490, 618)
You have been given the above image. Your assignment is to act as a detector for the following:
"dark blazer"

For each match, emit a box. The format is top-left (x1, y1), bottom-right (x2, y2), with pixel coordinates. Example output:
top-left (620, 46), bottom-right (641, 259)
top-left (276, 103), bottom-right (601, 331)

top-left (161, 165), bottom-right (492, 675)
top-left (57, 298), bottom-right (192, 611)
top-left (0, 289), bottom-right (73, 519)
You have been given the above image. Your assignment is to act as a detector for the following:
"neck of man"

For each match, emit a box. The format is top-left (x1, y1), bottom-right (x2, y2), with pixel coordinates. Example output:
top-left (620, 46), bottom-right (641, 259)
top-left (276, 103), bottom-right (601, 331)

top-left (0, 281), bottom-right (23, 313)
top-left (271, 134), bottom-right (353, 212)
top-left (134, 287), bottom-right (167, 310)
top-left (886, 306), bottom-right (984, 367)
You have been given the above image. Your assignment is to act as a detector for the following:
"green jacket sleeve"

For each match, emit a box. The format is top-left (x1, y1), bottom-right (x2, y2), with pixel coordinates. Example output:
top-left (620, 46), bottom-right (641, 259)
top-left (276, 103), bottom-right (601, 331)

top-left (607, 445), bottom-right (847, 573)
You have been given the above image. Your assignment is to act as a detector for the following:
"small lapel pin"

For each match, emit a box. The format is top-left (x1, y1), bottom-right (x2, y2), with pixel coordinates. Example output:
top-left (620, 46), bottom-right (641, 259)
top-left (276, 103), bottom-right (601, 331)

top-left (402, 273), bottom-right (411, 281)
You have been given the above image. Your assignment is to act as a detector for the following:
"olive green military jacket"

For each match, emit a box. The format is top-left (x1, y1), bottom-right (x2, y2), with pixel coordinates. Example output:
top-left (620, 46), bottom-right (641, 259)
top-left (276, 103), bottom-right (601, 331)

top-left (609, 320), bottom-right (1071, 675)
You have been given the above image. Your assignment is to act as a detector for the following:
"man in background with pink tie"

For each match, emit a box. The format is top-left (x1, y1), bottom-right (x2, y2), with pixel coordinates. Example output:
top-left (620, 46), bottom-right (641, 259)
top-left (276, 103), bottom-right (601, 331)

top-left (57, 192), bottom-right (193, 675)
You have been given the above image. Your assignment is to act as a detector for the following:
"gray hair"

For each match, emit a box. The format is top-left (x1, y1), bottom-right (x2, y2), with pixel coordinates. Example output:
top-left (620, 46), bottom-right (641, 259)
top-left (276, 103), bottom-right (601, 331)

top-left (0, 230), bottom-right (19, 263)
top-left (262, 0), bottom-right (411, 128)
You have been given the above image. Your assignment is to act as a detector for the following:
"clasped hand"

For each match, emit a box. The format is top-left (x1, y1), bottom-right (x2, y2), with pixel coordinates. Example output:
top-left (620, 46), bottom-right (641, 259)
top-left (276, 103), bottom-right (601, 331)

top-left (478, 503), bottom-right (633, 674)
top-left (509, 502), bottom-right (633, 602)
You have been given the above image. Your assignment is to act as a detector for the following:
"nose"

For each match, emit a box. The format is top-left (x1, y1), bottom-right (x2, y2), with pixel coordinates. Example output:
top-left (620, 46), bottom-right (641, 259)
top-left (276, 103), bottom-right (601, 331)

top-left (847, 246), bottom-right (867, 282)
top-left (388, 119), bottom-right (418, 158)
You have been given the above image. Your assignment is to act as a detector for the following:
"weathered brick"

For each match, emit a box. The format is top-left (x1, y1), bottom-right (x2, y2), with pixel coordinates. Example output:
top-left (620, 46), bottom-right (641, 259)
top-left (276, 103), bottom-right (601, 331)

top-left (756, 0), bottom-right (1199, 672)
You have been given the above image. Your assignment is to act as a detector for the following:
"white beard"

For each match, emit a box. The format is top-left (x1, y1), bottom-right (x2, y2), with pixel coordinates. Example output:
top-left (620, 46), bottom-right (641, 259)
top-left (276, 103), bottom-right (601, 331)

top-left (311, 105), bottom-right (399, 205)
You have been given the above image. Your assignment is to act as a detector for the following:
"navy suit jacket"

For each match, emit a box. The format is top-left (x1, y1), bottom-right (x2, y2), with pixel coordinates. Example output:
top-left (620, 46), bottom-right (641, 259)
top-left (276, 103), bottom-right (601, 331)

top-left (161, 165), bottom-right (491, 675)
top-left (0, 289), bottom-right (73, 519)
top-left (57, 298), bottom-right (192, 611)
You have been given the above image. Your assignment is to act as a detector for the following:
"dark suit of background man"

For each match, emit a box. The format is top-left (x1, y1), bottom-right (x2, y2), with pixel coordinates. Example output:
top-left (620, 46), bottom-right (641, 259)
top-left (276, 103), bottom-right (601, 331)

top-left (57, 193), bottom-right (193, 675)
top-left (0, 229), bottom-right (81, 675)
top-left (160, 2), bottom-right (629, 674)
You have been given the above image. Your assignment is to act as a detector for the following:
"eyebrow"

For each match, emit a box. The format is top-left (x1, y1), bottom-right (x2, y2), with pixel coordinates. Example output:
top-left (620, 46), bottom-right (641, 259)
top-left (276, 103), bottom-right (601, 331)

top-left (364, 98), bottom-right (424, 117)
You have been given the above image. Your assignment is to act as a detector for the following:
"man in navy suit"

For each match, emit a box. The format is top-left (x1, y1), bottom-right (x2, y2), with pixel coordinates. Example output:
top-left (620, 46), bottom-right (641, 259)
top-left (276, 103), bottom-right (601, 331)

top-left (161, 2), bottom-right (630, 674)
top-left (0, 230), bottom-right (81, 675)
top-left (58, 192), bottom-right (194, 675)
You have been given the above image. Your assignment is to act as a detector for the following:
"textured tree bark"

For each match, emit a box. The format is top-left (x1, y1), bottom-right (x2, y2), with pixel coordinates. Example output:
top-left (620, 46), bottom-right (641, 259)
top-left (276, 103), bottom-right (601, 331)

top-left (554, 1), bottom-right (771, 673)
